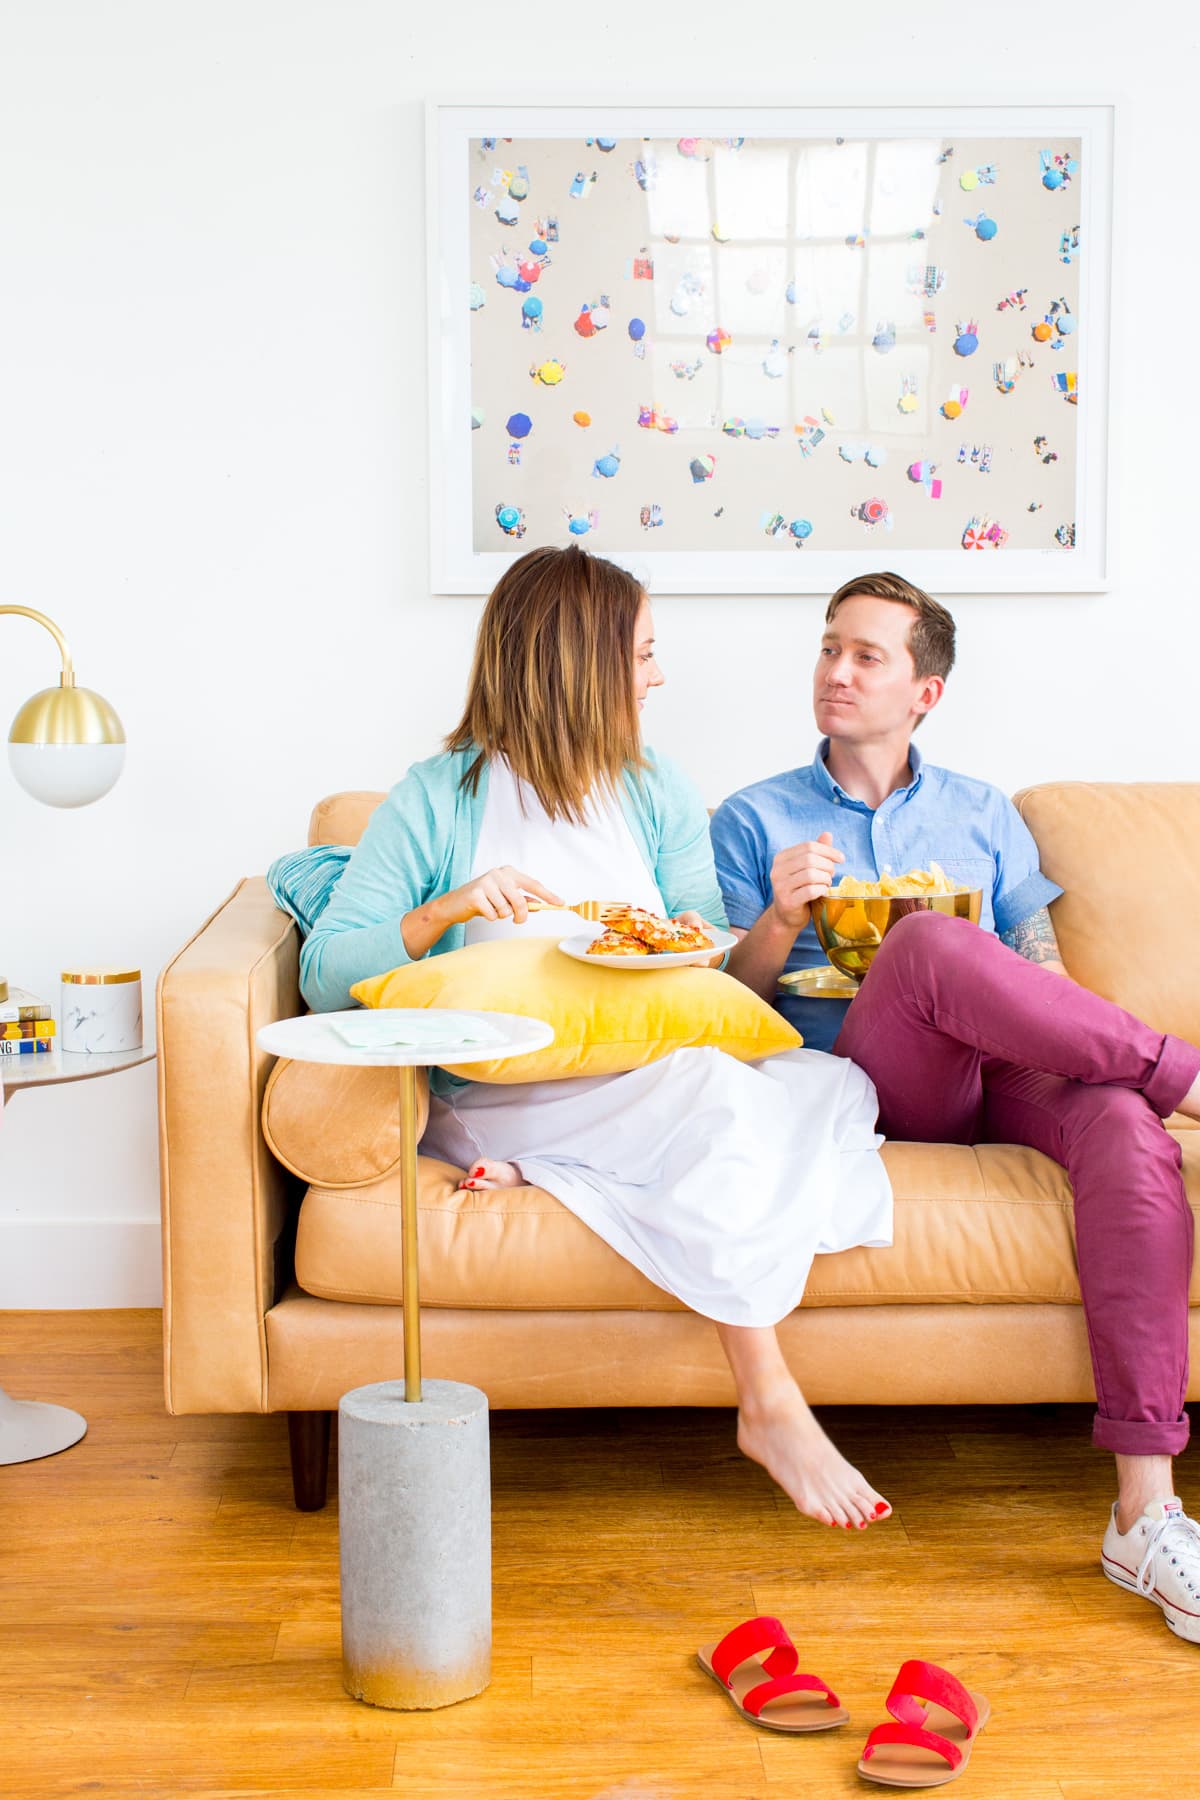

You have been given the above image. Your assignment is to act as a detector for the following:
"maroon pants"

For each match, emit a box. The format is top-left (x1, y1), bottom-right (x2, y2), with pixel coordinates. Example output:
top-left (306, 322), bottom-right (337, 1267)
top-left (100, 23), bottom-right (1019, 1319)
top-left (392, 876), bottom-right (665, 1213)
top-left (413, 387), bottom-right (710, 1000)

top-left (834, 911), bottom-right (1200, 1456)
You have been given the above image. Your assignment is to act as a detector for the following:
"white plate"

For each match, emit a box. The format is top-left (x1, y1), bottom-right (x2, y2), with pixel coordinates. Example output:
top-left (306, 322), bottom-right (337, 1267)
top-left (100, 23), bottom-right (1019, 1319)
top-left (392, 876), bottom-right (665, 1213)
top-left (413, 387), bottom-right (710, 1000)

top-left (557, 927), bottom-right (736, 971)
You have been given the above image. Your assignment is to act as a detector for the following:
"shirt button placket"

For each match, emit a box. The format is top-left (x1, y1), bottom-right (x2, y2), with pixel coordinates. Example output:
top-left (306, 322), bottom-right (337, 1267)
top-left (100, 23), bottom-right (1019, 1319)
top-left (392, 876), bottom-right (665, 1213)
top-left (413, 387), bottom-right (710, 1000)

top-left (872, 812), bottom-right (889, 875)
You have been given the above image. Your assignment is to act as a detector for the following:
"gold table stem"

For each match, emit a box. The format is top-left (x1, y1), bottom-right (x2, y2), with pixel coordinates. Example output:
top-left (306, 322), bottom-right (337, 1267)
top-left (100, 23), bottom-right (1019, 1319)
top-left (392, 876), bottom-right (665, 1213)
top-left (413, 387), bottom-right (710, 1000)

top-left (399, 1064), bottom-right (422, 1402)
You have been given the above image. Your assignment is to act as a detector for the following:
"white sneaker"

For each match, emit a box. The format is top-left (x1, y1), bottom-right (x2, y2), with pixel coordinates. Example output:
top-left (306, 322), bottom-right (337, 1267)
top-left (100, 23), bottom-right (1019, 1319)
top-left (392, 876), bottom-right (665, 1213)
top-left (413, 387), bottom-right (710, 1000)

top-left (1101, 1497), bottom-right (1200, 1644)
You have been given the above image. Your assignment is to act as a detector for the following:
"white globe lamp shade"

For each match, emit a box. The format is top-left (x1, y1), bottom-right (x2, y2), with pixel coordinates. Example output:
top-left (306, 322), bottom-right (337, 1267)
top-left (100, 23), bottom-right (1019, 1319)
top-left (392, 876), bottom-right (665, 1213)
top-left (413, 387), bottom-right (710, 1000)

top-left (8, 682), bottom-right (126, 809)
top-left (8, 739), bottom-right (125, 808)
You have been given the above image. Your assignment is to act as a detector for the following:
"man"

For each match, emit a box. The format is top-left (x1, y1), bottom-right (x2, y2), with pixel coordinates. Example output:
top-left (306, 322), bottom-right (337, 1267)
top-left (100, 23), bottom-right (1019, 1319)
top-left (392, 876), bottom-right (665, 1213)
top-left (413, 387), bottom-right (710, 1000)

top-left (711, 570), bottom-right (1200, 1645)
top-left (713, 572), bottom-right (1064, 1055)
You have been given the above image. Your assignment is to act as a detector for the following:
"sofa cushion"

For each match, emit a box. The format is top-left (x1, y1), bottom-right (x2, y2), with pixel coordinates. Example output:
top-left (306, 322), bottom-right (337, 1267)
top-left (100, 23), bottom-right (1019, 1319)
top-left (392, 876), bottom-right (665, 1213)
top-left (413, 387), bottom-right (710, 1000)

top-left (309, 791), bottom-right (384, 847)
top-left (1015, 782), bottom-right (1200, 1045)
top-left (350, 937), bottom-right (802, 1081)
top-left (293, 1132), bottom-right (1200, 1311)
top-left (263, 1059), bottom-right (430, 1187)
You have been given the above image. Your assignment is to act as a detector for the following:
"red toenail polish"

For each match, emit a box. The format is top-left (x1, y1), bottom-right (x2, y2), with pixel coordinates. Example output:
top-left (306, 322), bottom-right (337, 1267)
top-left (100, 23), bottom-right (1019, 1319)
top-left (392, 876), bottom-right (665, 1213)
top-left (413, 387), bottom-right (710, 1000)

top-left (874, 1502), bottom-right (888, 1516)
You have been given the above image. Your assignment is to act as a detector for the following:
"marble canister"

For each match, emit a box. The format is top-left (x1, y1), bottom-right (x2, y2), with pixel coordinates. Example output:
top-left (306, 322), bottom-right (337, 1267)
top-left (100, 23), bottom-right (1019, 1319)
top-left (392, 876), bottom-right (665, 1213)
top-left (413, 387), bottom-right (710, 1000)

top-left (60, 967), bottom-right (142, 1053)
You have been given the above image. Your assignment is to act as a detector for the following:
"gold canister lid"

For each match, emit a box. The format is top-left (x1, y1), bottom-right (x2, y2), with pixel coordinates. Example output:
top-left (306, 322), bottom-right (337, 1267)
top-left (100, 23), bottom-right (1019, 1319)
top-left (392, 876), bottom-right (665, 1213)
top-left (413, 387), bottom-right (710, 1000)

top-left (61, 966), bottom-right (141, 986)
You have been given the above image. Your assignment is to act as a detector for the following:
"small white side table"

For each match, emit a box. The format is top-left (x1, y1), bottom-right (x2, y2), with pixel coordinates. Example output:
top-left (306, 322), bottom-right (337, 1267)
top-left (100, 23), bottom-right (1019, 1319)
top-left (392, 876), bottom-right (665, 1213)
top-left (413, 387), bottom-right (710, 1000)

top-left (1, 1042), bottom-right (156, 1466)
top-left (255, 1009), bottom-right (552, 1400)
top-left (256, 1007), bottom-right (553, 1712)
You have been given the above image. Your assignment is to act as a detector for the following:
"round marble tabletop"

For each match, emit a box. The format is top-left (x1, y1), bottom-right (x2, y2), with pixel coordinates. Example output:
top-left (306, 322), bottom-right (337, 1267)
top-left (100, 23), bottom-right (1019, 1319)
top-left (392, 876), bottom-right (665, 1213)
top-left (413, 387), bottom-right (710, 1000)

top-left (1, 1042), bottom-right (156, 1100)
top-left (256, 1009), bottom-right (554, 1069)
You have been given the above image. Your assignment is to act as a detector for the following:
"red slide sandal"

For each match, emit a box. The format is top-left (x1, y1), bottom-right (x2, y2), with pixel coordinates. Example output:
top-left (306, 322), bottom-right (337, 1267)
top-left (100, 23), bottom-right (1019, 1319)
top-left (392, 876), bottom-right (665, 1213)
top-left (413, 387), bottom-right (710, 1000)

top-left (857, 1658), bottom-right (990, 1787)
top-left (696, 1615), bottom-right (848, 1734)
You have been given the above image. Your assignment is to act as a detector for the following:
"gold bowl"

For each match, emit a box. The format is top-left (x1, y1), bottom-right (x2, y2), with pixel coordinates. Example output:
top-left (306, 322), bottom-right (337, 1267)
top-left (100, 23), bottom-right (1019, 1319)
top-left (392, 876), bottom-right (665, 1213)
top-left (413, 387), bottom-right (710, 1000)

top-left (810, 887), bottom-right (983, 985)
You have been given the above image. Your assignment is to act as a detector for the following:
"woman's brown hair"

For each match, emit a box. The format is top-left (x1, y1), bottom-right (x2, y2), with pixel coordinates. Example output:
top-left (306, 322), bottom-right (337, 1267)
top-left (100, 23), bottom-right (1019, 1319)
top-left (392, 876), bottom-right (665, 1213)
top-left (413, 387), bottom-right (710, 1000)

top-left (445, 543), bottom-right (647, 822)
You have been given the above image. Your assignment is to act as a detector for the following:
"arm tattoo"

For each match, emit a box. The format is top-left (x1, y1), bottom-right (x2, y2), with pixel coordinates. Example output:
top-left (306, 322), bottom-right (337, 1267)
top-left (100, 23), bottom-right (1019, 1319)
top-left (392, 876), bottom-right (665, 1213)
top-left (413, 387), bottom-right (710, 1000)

top-left (1000, 906), bottom-right (1062, 966)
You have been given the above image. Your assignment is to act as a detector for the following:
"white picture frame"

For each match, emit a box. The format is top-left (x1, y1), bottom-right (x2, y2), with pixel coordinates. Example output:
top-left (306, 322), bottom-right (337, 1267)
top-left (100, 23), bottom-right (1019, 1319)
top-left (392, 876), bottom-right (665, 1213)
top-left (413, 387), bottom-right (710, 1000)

top-left (427, 102), bottom-right (1112, 595)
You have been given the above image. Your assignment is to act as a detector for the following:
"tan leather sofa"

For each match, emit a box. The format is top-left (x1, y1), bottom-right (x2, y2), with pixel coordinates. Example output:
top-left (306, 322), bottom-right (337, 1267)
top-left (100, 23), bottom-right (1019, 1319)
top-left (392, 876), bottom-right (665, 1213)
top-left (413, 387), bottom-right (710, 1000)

top-left (157, 782), bottom-right (1200, 1509)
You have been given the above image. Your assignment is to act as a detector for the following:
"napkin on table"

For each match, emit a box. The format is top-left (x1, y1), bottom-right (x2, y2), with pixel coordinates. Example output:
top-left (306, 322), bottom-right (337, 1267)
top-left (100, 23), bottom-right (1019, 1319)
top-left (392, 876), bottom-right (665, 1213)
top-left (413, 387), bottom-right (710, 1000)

top-left (329, 1012), bottom-right (508, 1051)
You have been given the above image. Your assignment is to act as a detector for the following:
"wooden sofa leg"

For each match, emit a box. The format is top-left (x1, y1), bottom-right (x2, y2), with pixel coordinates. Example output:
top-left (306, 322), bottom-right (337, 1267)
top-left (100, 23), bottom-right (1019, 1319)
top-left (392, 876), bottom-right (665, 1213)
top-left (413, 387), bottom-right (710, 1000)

top-left (288, 1410), bottom-right (332, 1512)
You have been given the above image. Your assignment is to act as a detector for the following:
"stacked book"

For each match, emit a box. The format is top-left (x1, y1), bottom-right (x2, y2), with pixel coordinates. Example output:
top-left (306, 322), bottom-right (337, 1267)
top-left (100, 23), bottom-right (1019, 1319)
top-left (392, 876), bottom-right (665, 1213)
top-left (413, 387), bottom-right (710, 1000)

top-left (0, 984), bottom-right (56, 1055)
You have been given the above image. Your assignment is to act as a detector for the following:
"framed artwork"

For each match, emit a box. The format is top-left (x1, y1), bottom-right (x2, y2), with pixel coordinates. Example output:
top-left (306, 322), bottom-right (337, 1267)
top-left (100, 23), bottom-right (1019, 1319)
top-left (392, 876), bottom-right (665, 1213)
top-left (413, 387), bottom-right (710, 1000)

top-left (427, 104), bottom-right (1112, 595)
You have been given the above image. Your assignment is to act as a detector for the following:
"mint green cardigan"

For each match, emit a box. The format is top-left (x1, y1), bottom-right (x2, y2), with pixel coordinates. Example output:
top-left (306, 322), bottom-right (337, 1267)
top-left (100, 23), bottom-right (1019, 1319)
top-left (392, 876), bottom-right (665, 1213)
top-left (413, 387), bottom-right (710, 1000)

top-left (299, 747), bottom-right (727, 1013)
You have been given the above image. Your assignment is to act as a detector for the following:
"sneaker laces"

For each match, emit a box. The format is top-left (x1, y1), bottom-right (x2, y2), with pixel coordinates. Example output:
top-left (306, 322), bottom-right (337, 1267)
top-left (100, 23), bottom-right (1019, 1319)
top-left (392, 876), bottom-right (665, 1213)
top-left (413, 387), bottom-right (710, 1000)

top-left (1135, 1511), bottom-right (1200, 1598)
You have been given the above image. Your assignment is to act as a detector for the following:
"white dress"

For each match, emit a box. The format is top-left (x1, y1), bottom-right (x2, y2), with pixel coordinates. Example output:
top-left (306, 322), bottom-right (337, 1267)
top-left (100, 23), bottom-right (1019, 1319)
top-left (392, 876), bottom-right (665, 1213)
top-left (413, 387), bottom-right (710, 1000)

top-left (420, 760), bottom-right (893, 1329)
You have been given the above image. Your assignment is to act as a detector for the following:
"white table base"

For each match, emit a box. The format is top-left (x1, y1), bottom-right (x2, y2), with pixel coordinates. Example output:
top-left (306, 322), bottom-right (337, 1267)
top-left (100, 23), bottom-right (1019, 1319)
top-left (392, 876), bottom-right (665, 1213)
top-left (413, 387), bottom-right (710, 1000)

top-left (2, 1042), bottom-right (155, 1465)
top-left (0, 1387), bottom-right (87, 1465)
top-left (339, 1378), bottom-right (491, 1709)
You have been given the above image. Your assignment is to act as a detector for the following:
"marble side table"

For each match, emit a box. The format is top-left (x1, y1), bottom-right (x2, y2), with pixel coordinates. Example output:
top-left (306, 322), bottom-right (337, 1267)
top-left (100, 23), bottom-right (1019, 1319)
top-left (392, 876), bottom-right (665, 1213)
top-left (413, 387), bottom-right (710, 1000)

top-left (1, 1042), bottom-right (156, 1465)
top-left (255, 1007), bottom-right (553, 1711)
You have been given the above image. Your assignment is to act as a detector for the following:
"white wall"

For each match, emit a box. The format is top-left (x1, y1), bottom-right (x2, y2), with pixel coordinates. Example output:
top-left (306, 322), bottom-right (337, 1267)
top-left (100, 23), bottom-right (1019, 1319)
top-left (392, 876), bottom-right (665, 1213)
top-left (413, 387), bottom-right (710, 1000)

top-left (1, 1), bottom-right (1195, 1305)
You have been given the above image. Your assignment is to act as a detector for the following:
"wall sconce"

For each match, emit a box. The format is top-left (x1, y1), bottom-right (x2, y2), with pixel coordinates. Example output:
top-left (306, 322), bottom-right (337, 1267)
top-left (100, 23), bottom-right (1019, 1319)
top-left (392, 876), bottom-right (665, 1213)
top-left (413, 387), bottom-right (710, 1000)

top-left (2, 606), bottom-right (125, 807)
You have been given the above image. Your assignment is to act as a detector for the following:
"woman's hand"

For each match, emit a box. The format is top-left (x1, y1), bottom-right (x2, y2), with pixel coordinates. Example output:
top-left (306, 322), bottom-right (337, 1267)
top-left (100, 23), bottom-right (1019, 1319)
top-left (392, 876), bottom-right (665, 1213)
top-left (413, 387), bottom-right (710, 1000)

top-left (676, 910), bottom-right (726, 969)
top-left (440, 867), bottom-right (564, 928)
top-left (401, 867), bottom-right (563, 960)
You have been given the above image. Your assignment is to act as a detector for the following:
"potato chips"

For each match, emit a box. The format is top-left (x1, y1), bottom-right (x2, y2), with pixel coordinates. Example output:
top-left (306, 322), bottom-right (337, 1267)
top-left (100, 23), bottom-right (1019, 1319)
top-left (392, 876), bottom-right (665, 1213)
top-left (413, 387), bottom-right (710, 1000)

top-left (831, 860), bottom-right (970, 899)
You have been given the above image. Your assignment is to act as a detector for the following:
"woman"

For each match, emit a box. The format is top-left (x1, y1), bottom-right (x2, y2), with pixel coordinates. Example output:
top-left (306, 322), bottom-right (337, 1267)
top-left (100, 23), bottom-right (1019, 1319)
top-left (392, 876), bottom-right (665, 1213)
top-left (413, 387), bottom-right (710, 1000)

top-left (298, 542), bottom-right (894, 1532)
top-left (296, 544), bottom-right (1200, 1552)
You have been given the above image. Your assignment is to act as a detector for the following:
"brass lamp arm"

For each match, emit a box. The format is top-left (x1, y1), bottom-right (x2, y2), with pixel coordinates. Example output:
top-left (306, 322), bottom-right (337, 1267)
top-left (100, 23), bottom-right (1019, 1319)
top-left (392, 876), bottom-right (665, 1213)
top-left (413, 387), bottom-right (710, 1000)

top-left (0, 605), bottom-right (76, 686)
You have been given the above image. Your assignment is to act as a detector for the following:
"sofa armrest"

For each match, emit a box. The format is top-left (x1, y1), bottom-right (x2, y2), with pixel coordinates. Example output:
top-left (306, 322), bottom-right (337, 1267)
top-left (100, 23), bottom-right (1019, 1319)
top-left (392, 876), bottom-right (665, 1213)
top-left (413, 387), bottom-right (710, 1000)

top-left (157, 877), bottom-right (303, 1415)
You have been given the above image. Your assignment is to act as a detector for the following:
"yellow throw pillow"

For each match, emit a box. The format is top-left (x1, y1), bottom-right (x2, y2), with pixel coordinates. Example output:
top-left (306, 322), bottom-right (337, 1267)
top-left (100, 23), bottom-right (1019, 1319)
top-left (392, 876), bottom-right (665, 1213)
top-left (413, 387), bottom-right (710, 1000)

top-left (350, 937), bottom-right (802, 1082)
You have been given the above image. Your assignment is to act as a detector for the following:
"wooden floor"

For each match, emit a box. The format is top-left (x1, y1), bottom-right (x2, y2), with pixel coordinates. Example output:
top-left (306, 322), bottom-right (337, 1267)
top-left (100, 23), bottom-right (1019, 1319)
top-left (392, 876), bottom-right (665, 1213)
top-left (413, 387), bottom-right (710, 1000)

top-left (2, 1312), bottom-right (1198, 1799)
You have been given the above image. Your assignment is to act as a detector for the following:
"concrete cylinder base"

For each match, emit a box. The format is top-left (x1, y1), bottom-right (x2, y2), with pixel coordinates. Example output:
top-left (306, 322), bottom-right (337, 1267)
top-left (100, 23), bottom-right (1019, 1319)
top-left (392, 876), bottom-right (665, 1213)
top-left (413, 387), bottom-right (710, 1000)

top-left (339, 1378), bottom-right (491, 1710)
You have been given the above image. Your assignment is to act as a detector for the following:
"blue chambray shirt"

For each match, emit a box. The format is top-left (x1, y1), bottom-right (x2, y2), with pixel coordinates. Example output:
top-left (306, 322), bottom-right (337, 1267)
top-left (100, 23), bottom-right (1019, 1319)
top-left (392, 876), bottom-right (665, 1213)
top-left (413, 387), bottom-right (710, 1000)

top-left (710, 740), bottom-right (1063, 1053)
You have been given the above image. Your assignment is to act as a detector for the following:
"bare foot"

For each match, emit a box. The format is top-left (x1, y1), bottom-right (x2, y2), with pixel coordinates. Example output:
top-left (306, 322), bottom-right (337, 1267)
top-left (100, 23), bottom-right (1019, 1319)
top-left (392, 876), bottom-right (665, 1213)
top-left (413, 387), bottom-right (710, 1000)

top-left (459, 1159), bottom-right (524, 1191)
top-left (737, 1381), bottom-right (892, 1530)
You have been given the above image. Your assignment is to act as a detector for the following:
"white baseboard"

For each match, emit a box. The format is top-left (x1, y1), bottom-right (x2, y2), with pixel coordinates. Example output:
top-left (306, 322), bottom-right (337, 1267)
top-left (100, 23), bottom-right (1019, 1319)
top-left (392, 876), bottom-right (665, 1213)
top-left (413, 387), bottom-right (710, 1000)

top-left (0, 1219), bottom-right (162, 1307)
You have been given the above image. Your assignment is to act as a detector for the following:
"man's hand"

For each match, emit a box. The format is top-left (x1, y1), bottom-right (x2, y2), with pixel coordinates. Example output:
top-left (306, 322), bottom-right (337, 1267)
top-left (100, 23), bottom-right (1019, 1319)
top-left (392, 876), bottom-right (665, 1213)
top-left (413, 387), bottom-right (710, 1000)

top-left (768, 832), bottom-right (845, 933)
top-left (726, 833), bottom-right (845, 1000)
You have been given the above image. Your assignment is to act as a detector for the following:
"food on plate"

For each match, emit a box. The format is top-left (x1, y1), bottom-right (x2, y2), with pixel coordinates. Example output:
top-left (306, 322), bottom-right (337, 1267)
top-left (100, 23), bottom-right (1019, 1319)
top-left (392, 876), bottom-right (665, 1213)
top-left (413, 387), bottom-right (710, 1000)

top-left (586, 932), bottom-right (652, 956)
top-left (584, 906), bottom-right (714, 958)
top-left (656, 920), bottom-right (717, 953)
top-left (831, 860), bottom-right (971, 900)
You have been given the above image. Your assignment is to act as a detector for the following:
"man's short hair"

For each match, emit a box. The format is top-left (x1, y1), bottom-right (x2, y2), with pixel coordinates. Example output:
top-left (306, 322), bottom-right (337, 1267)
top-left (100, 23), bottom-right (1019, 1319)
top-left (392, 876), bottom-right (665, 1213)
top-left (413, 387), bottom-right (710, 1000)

top-left (825, 572), bottom-right (956, 682)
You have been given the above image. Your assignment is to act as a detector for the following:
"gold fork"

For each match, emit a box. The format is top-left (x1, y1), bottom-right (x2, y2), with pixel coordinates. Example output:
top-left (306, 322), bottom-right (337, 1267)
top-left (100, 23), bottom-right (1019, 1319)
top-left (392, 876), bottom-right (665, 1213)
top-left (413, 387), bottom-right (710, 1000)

top-left (523, 898), bottom-right (614, 922)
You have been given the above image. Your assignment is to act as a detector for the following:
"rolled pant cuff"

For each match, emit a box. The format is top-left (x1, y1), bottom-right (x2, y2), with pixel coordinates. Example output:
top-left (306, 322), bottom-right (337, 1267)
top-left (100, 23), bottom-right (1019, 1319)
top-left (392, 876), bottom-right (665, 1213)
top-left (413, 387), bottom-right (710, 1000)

top-left (1143, 1034), bottom-right (1200, 1119)
top-left (1092, 1411), bottom-right (1191, 1457)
